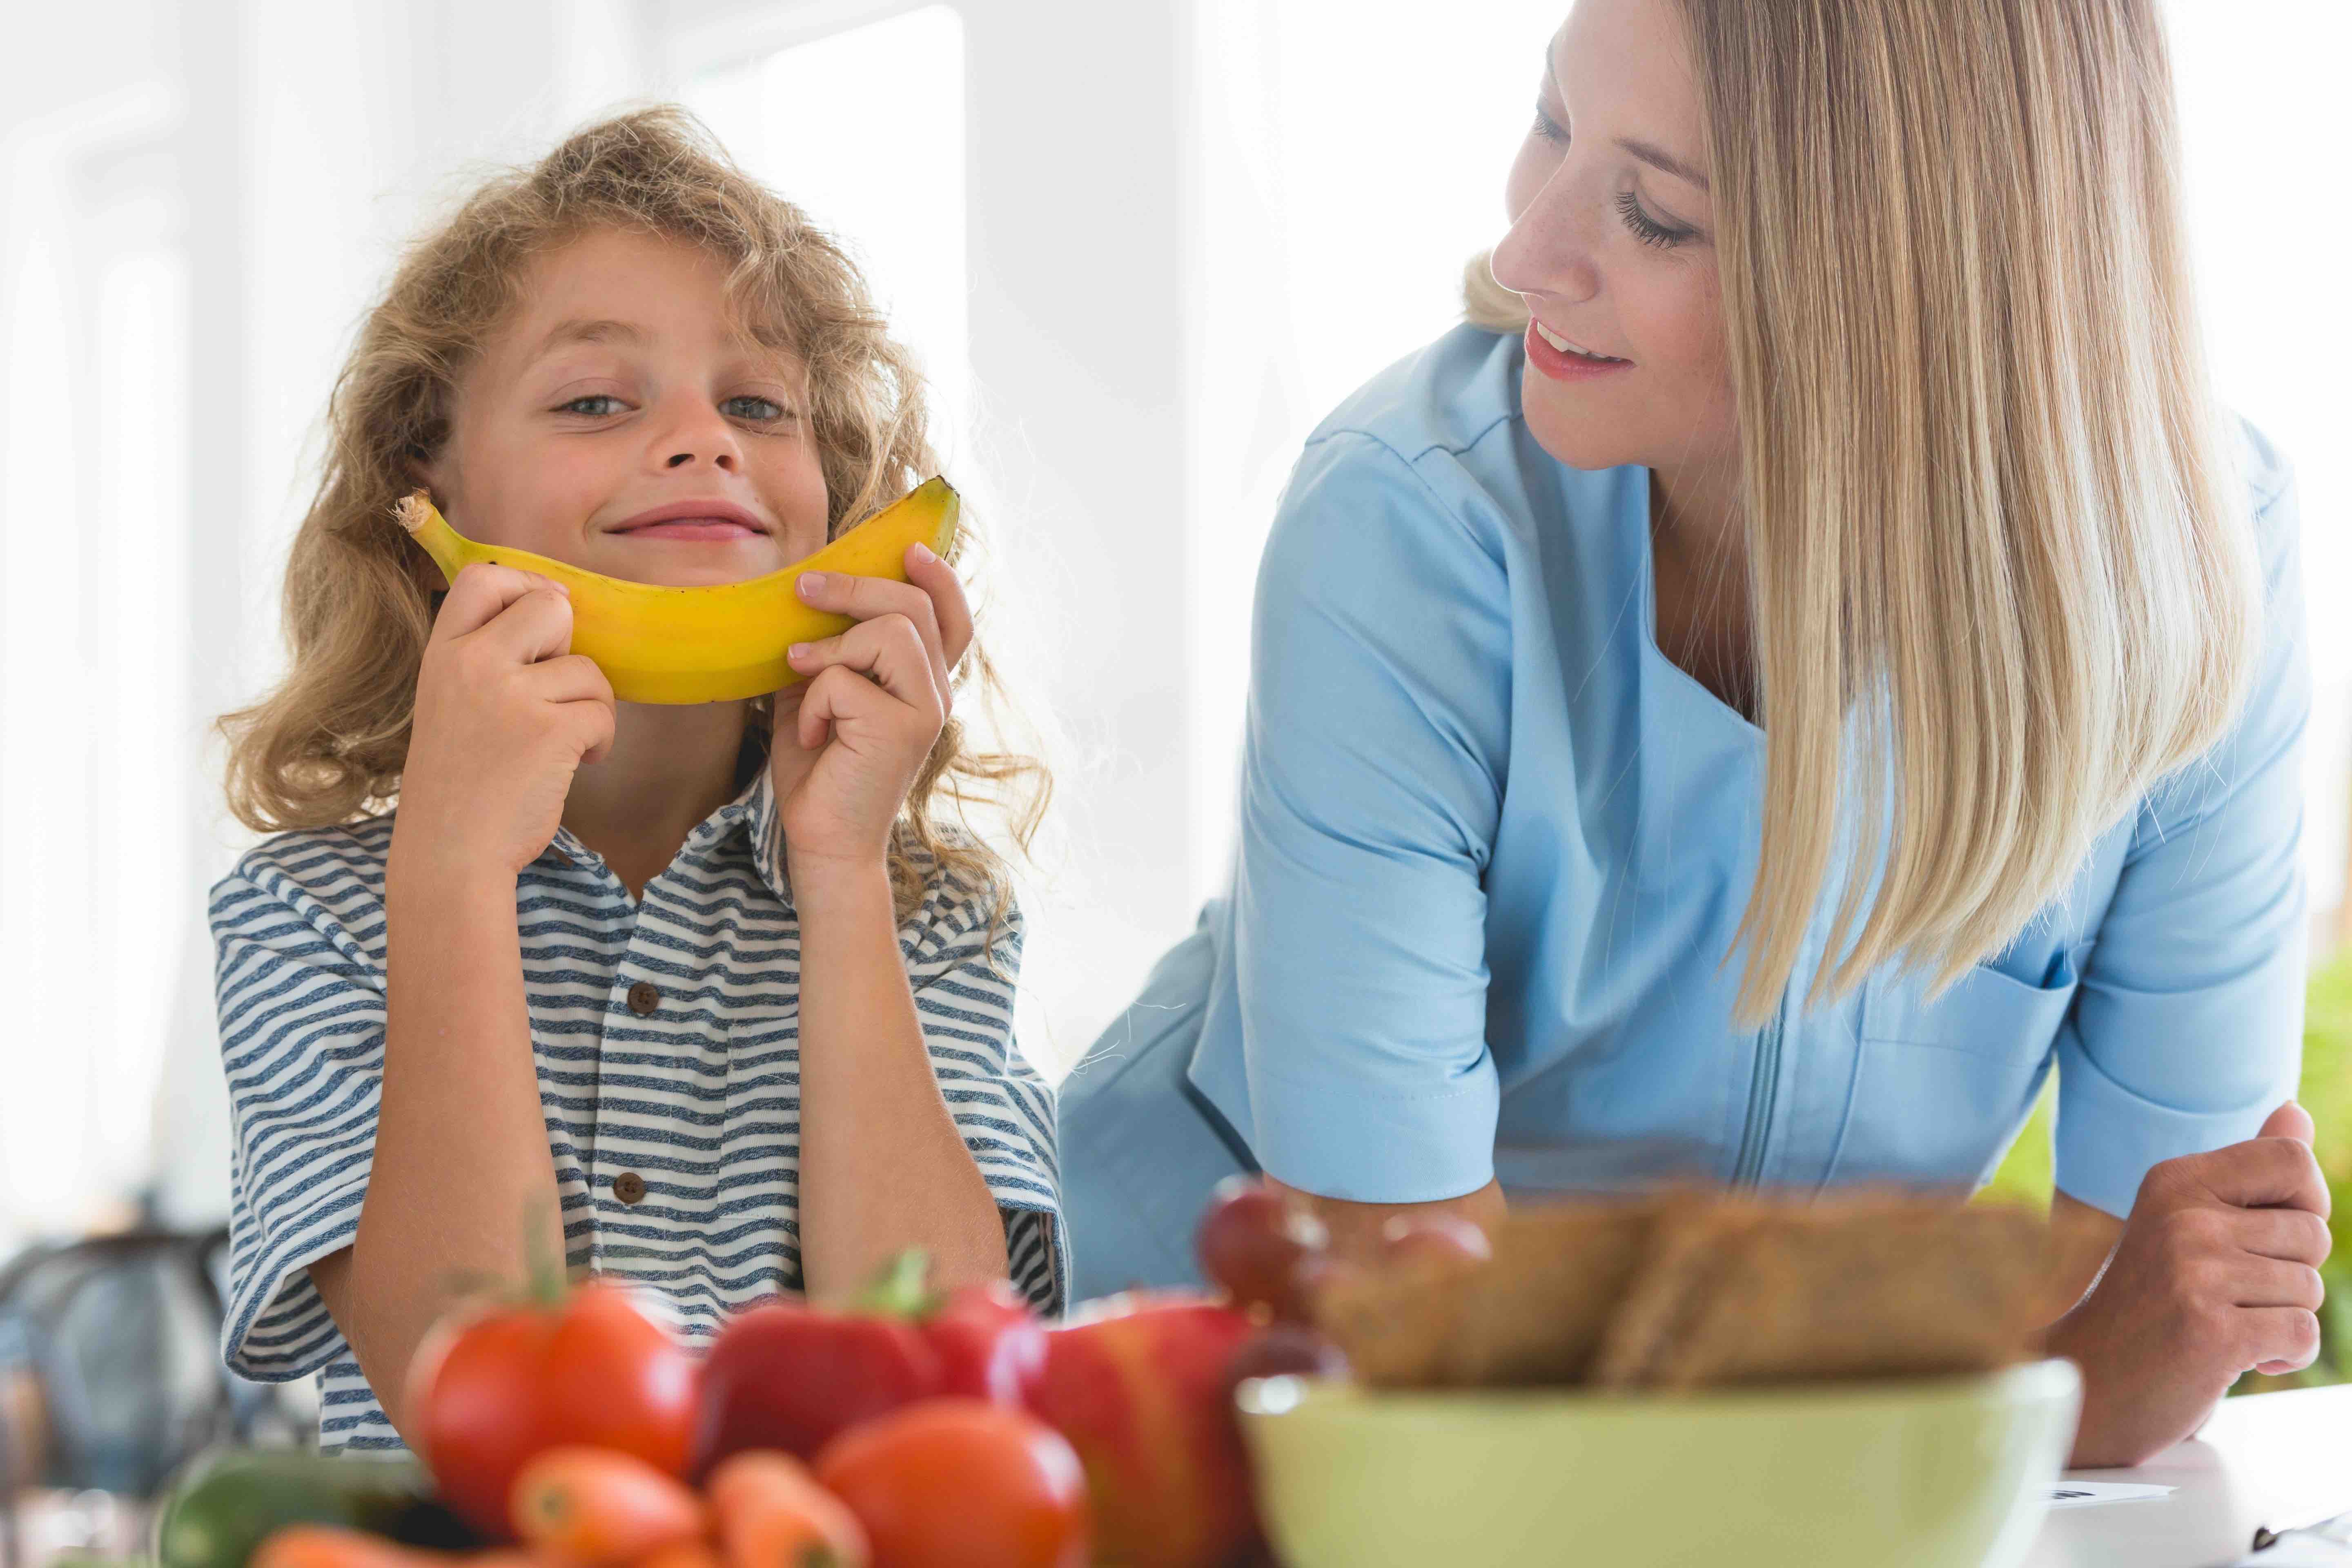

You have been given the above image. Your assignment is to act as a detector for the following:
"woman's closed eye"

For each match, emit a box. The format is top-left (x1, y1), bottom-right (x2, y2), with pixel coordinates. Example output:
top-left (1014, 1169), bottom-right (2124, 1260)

top-left (1527, 103), bottom-right (1696, 251)
top-left (1615, 190), bottom-right (1695, 249)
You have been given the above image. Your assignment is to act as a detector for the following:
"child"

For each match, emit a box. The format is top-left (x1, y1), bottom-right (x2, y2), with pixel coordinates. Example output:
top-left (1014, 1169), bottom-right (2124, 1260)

top-left (209, 107), bottom-right (1060, 1453)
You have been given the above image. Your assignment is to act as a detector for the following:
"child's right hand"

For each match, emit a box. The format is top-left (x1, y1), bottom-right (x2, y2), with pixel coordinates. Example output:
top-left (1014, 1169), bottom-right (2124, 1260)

top-left (392, 562), bottom-right (617, 882)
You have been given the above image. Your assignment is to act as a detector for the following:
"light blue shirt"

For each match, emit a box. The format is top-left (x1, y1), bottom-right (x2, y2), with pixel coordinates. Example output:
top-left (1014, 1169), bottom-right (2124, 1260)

top-left (1061, 323), bottom-right (2305, 1294)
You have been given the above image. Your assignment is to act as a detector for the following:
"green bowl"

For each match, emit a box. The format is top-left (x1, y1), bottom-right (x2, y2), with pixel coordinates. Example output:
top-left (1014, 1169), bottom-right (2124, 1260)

top-left (1236, 1359), bottom-right (2080, 1568)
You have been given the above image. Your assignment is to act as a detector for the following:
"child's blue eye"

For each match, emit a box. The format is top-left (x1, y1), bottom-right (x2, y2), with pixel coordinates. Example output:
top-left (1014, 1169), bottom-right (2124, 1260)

top-left (559, 395), bottom-right (625, 416)
top-left (723, 395), bottom-right (790, 421)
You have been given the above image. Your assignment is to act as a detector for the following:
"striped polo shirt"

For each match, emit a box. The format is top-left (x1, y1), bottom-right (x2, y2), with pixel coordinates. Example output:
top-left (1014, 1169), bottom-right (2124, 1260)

top-left (209, 757), bottom-right (1063, 1452)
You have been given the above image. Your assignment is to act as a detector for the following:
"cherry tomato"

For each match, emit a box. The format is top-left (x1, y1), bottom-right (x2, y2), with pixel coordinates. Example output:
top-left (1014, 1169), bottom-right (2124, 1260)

top-left (405, 1281), bottom-right (698, 1540)
top-left (815, 1401), bottom-right (1088, 1568)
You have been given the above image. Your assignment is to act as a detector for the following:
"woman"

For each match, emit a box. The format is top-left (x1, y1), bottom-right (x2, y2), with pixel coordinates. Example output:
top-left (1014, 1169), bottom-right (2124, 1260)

top-left (1061, 0), bottom-right (2327, 1469)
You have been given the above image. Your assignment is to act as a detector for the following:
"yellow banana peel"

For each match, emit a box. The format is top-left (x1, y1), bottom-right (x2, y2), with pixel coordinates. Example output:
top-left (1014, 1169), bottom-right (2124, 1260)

top-left (395, 479), bottom-right (961, 704)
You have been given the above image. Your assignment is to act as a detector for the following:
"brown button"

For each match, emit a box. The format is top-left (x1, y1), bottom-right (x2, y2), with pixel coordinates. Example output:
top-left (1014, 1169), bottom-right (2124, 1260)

top-left (626, 981), bottom-right (659, 1016)
top-left (612, 1172), bottom-right (647, 1205)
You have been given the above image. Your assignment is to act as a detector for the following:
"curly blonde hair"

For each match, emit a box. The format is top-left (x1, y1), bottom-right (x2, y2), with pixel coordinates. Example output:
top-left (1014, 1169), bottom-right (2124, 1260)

top-left (219, 105), bottom-right (1047, 920)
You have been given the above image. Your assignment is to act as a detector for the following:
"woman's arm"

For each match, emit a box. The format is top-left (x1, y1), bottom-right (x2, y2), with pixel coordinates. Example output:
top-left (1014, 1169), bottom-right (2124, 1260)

top-left (1272, 1178), bottom-right (1508, 1264)
top-left (2039, 1191), bottom-right (2125, 1318)
top-left (1210, 432), bottom-right (1517, 1206)
top-left (2045, 1104), bottom-right (2329, 1466)
top-left (2040, 434), bottom-right (2323, 1465)
top-left (790, 860), bottom-right (1009, 1299)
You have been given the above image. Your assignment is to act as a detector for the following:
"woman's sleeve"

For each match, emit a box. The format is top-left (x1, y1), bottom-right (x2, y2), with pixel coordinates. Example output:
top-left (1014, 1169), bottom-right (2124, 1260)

top-left (906, 882), bottom-right (1066, 1314)
top-left (1227, 431), bottom-right (1515, 1204)
top-left (209, 856), bottom-right (388, 1381)
top-left (2055, 445), bottom-right (2310, 1220)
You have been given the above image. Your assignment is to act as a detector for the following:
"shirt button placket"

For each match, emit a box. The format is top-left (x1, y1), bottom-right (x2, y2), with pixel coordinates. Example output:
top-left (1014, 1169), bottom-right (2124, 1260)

top-left (605, 981), bottom-right (662, 1229)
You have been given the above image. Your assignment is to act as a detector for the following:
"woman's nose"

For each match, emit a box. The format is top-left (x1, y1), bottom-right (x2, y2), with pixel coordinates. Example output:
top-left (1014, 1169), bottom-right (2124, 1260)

top-left (1492, 173), bottom-right (1602, 306)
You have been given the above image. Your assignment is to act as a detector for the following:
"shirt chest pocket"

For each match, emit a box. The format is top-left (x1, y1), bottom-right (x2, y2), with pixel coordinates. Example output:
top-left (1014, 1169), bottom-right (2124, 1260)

top-left (1828, 942), bottom-right (2092, 1190)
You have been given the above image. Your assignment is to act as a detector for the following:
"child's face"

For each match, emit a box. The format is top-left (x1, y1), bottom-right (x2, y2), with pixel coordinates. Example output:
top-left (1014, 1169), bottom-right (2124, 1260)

top-left (425, 227), bottom-right (831, 585)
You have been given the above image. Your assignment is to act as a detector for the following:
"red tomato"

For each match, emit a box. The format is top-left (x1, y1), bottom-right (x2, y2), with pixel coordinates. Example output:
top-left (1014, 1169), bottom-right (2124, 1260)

top-left (815, 1401), bottom-right (1089, 1568)
top-left (405, 1281), bottom-right (697, 1540)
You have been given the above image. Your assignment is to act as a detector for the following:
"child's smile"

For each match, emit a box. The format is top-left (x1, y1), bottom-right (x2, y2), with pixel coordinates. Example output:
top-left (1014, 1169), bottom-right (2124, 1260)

top-left (606, 499), bottom-right (772, 543)
top-left (423, 226), bottom-right (833, 588)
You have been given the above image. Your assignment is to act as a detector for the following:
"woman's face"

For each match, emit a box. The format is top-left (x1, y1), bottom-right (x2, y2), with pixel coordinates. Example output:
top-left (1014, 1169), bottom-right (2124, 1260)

top-left (425, 227), bottom-right (832, 585)
top-left (1494, 0), bottom-right (1736, 476)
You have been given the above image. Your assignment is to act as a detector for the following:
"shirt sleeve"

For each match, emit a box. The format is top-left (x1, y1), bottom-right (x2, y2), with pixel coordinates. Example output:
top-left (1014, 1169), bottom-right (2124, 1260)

top-left (906, 878), bottom-right (1066, 1314)
top-left (2056, 446), bottom-right (2310, 1219)
top-left (1227, 430), bottom-right (1515, 1203)
top-left (209, 854), bottom-right (387, 1382)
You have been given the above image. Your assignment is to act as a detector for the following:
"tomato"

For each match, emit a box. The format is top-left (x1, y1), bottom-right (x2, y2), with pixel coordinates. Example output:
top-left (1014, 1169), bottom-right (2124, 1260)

top-left (405, 1281), bottom-right (697, 1540)
top-left (815, 1401), bottom-right (1089, 1568)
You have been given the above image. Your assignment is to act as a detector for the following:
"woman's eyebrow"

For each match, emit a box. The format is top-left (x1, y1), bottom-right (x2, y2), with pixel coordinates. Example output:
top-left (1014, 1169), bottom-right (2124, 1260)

top-left (1615, 136), bottom-right (1710, 192)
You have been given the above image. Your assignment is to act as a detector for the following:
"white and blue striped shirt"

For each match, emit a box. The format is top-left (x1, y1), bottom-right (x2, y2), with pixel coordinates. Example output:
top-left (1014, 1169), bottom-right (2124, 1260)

top-left (209, 760), bottom-right (1063, 1452)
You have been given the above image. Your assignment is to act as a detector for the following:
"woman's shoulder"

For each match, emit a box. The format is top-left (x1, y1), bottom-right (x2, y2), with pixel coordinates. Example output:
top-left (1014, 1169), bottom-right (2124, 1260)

top-left (2232, 413), bottom-right (2299, 585)
top-left (1281, 323), bottom-right (1637, 570)
top-left (1306, 322), bottom-right (1529, 466)
top-left (2234, 413), bottom-right (2294, 519)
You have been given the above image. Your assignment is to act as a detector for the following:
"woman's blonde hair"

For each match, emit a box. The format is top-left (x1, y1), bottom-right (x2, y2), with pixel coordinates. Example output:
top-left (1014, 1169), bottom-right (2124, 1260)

top-left (1469, 0), bottom-right (2258, 1025)
top-left (220, 106), bottom-right (1047, 920)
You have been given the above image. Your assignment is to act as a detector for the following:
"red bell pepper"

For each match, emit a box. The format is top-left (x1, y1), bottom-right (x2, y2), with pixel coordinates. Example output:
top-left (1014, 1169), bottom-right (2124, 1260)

top-left (693, 1251), bottom-right (1047, 1469)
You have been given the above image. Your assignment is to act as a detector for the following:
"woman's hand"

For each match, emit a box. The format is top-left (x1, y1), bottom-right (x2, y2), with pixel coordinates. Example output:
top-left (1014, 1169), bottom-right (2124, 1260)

top-left (2046, 1101), bottom-right (2332, 1467)
top-left (771, 544), bottom-right (974, 874)
top-left (392, 564), bottom-right (617, 884)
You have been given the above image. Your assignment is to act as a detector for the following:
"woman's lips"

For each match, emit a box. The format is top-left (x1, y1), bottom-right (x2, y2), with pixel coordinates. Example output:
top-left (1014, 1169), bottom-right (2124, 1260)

top-left (615, 519), bottom-right (763, 542)
top-left (1524, 321), bottom-right (1636, 383)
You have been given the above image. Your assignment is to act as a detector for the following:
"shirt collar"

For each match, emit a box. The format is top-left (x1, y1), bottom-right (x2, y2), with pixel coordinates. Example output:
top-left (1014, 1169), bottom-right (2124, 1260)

top-left (537, 743), bottom-right (789, 906)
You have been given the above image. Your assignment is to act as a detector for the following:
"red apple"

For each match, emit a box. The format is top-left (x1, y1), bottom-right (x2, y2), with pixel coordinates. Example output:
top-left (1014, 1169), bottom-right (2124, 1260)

top-left (1026, 1292), bottom-right (1262, 1568)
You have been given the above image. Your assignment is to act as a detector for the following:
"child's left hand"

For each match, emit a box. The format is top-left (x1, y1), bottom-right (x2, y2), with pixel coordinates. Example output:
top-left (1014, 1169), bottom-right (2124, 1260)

top-left (770, 543), bottom-right (974, 874)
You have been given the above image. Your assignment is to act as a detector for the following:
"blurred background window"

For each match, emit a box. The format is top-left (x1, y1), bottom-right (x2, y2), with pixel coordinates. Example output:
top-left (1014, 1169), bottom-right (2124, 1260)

top-left (0, 0), bottom-right (2345, 1374)
top-left (682, 6), bottom-right (973, 451)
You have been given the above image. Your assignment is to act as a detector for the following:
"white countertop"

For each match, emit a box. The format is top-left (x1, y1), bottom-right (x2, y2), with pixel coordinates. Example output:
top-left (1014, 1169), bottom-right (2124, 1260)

top-left (2024, 1385), bottom-right (2352, 1567)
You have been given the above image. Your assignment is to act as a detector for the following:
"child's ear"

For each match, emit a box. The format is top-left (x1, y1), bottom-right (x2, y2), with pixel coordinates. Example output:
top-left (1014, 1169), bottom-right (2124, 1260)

top-left (408, 431), bottom-right (459, 510)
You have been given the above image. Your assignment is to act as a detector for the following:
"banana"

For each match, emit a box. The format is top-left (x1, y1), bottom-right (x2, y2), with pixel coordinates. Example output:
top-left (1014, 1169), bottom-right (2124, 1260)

top-left (395, 479), bottom-right (961, 704)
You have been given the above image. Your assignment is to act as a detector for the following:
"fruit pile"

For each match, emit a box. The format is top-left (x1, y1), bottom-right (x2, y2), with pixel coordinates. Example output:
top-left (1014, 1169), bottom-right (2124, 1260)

top-left (177, 1180), bottom-right (1364, 1568)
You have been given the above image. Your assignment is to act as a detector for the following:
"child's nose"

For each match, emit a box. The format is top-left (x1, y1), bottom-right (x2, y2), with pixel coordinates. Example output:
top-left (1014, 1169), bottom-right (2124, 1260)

top-left (665, 448), bottom-right (738, 472)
